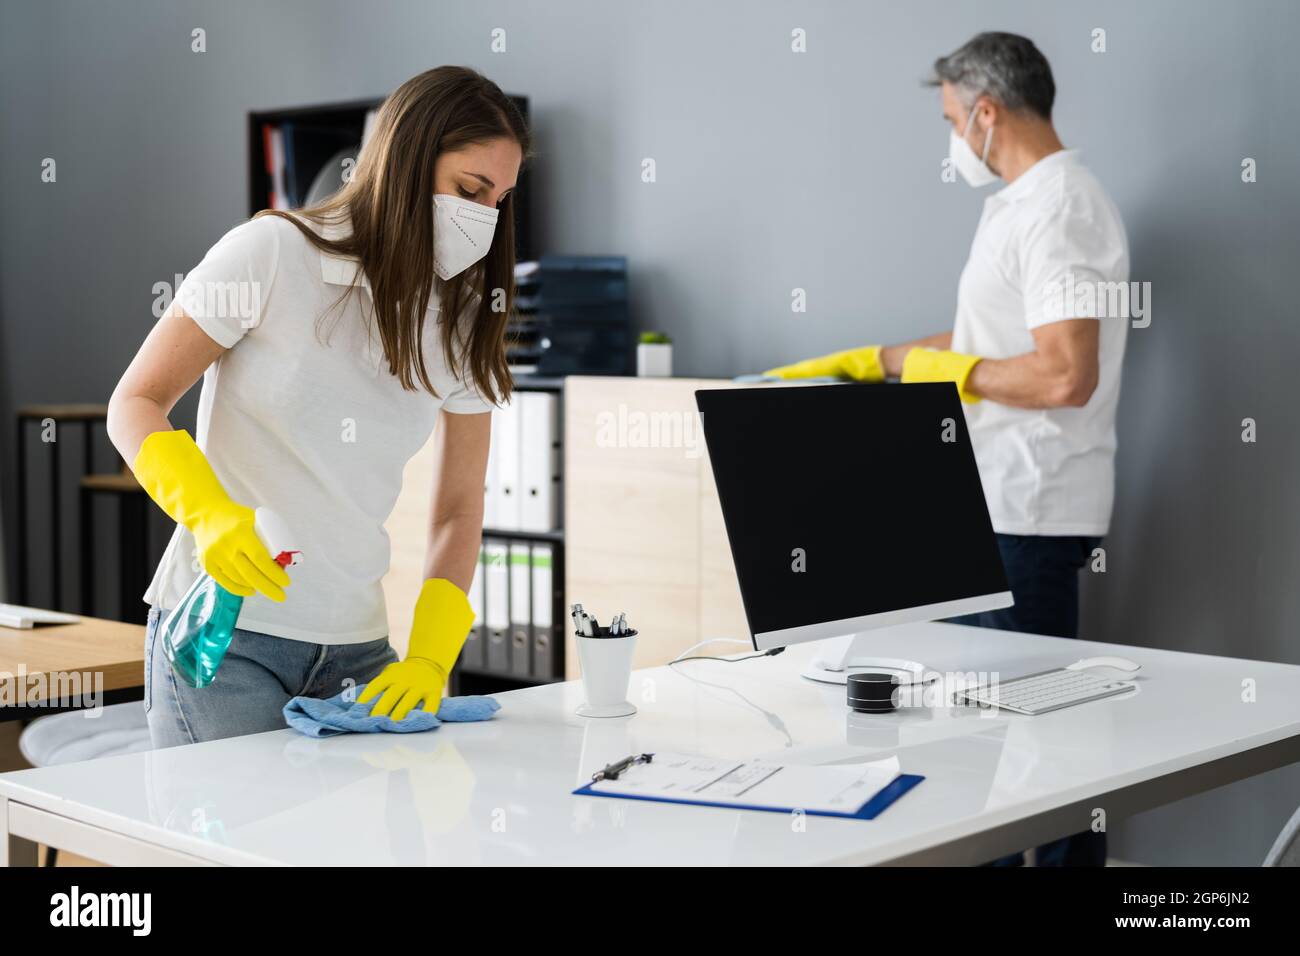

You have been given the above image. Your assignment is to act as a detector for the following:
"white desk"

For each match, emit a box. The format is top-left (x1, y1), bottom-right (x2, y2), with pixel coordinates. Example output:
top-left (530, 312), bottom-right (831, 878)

top-left (3, 622), bottom-right (1299, 866)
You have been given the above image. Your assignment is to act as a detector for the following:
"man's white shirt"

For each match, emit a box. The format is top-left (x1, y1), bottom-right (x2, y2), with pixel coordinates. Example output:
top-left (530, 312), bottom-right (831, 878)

top-left (952, 149), bottom-right (1130, 536)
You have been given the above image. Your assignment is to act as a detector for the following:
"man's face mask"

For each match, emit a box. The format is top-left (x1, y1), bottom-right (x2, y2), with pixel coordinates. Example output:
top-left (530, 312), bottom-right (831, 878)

top-left (949, 107), bottom-right (997, 188)
top-left (433, 194), bottom-right (498, 280)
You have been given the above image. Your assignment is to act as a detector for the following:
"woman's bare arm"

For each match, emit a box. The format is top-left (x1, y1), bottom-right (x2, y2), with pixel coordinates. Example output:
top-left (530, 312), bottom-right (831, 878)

top-left (423, 409), bottom-right (491, 592)
top-left (107, 306), bottom-right (226, 465)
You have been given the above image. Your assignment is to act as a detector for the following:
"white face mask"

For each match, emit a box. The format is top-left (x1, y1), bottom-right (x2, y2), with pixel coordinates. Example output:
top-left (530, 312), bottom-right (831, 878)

top-left (948, 110), bottom-right (997, 188)
top-left (433, 194), bottom-right (499, 280)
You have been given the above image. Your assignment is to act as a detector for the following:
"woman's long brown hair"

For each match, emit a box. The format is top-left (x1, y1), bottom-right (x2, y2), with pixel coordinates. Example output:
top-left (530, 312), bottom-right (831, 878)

top-left (258, 66), bottom-right (530, 405)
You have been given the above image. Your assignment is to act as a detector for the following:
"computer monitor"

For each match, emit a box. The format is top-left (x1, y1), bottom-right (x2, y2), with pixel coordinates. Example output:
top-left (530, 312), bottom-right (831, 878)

top-left (695, 382), bottom-right (1012, 683)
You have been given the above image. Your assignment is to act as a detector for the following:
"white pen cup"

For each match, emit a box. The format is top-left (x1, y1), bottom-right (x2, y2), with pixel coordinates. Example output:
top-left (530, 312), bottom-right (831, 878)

top-left (575, 627), bottom-right (638, 718)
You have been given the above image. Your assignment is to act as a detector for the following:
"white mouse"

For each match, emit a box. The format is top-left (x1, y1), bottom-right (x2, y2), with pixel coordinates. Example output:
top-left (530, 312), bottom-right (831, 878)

top-left (1067, 656), bottom-right (1141, 673)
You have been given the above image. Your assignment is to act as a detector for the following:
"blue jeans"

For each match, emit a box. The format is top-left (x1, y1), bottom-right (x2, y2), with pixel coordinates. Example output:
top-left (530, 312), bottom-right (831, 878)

top-left (144, 606), bottom-right (398, 749)
top-left (948, 533), bottom-right (1107, 867)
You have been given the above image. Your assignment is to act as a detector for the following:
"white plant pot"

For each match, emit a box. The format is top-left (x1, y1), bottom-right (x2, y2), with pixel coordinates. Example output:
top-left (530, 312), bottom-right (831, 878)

top-left (636, 343), bottom-right (673, 378)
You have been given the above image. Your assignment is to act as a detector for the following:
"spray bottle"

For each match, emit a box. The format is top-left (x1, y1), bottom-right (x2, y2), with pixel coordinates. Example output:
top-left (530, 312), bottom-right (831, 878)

top-left (160, 507), bottom-right (301, 688)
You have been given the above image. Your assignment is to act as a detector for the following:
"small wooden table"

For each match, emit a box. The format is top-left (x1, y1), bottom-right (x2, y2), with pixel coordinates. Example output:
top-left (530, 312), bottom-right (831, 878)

top-left (0, 616), bottom-right (145, 721)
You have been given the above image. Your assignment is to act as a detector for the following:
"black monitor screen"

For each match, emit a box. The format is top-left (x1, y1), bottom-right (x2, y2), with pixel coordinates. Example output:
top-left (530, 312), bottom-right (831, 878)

top-left (695, 383), bottom-right (1009, 638)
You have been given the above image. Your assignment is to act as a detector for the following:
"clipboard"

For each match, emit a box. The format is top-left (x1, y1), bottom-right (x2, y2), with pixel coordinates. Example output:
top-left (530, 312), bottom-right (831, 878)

top-left (572, 754), bottom-right (925, 822)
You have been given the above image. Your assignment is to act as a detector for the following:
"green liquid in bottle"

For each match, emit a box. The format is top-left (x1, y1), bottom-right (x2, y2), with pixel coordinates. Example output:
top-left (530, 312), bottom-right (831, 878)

top-left (160, 573), bottom-right (244, 688)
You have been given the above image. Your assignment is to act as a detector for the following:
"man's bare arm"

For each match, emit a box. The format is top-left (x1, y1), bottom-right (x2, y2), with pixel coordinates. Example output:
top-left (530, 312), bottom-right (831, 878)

top-left (965, 319), bottom-right (1100, 409)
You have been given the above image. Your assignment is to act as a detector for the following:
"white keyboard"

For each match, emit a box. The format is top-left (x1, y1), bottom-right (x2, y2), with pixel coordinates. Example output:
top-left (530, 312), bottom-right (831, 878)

top-left (955, 667), bottom-right (1134, 715)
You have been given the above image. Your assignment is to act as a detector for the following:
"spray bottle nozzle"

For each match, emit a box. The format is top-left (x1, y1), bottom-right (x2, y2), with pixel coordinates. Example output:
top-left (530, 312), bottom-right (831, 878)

top-left (254, 508), bottom-right (302, 569)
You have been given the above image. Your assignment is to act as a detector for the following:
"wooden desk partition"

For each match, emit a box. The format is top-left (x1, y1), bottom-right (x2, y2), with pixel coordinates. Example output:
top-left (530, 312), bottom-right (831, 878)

top-left (563, 376), bottom-right (749, 676)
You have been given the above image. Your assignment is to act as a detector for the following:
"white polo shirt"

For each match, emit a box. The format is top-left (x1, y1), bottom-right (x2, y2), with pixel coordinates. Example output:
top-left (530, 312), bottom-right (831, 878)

top-left (144, 214), bottom-right (494, 644)
top-left (952, 149), bottom-right (1129, 536)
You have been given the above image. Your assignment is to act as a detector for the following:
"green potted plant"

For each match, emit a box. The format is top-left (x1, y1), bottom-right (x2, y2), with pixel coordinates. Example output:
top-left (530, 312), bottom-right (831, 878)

top-left (637, 331), bottom-right (673, 377)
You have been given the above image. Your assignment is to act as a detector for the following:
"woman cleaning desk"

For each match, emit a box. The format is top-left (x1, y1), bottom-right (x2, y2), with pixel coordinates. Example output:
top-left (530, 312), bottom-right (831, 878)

top-left (106, 66), bottom-right (528, 749)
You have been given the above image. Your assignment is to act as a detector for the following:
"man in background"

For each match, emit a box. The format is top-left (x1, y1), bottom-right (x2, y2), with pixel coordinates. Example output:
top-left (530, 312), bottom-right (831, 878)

top-left (768, 32), bottom-right (1130, 866)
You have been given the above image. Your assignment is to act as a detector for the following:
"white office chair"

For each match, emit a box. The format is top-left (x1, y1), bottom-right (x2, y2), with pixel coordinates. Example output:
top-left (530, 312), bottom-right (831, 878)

top-left (18, 702), bottom-right (152, 865)
top-left (1264, 805), bottom-right (1300, 866)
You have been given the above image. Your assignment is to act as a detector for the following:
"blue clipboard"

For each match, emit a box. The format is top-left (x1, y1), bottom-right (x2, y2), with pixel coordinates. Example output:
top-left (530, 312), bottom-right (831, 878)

top-left (573, 772), bottom-right (924, 820)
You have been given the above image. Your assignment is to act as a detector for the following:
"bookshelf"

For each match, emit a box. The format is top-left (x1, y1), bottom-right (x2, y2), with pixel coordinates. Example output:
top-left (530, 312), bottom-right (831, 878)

top-left (460, 375), bottom-right (566, 695)
top-left (247, 98), bottom-right (379, 215)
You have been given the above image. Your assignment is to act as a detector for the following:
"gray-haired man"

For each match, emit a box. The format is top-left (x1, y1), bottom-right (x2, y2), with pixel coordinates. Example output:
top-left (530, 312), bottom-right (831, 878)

top-left (768, 33), bottom-right (1129, 866)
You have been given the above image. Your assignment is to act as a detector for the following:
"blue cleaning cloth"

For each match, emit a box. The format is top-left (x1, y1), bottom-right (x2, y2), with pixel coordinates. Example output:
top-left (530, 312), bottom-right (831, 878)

top-left (283, 684), bottom-right (500, 738)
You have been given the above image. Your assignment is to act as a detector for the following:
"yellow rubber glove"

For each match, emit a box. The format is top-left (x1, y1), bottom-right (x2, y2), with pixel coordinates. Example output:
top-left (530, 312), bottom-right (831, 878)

top-left (359, 578), bottom-right (474, 722)
top-left (132, 430), bottom-right (290, 601)
top-left (764, 345), bottom-right (885, 382)
top-left (901, 348), bottom-right (983, 404)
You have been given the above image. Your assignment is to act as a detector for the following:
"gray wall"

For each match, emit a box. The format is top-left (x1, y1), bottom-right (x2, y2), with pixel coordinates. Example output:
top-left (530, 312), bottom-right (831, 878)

top-left (2, 0), bottom-right (1297, 863)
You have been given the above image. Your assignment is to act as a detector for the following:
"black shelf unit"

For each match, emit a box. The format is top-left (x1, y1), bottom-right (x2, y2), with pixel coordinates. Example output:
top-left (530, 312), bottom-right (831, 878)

top-left (456, 539), bottom-right (564, 695)
top-left (247, 98), bottom-right (380, 216)
top-left (454, 376), bottom-right (565, 696)
top-left (476, 527), bottom-right (564, 545)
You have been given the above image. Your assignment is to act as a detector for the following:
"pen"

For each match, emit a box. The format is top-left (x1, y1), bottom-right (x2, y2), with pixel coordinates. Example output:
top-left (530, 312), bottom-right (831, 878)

top-left (571, 604), bottom-right (634, 638)
top-left (592, 752), bottom-right (654, 782)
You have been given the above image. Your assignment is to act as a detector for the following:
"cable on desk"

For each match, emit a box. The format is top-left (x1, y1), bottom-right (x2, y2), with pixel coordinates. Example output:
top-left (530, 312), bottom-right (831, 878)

top-left (670, 645), bottom-right (786, 666)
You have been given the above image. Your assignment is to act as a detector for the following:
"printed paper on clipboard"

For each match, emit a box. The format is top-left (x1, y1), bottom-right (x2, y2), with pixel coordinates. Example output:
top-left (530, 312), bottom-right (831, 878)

top-left (573, 751), bottom-right (923, 819)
